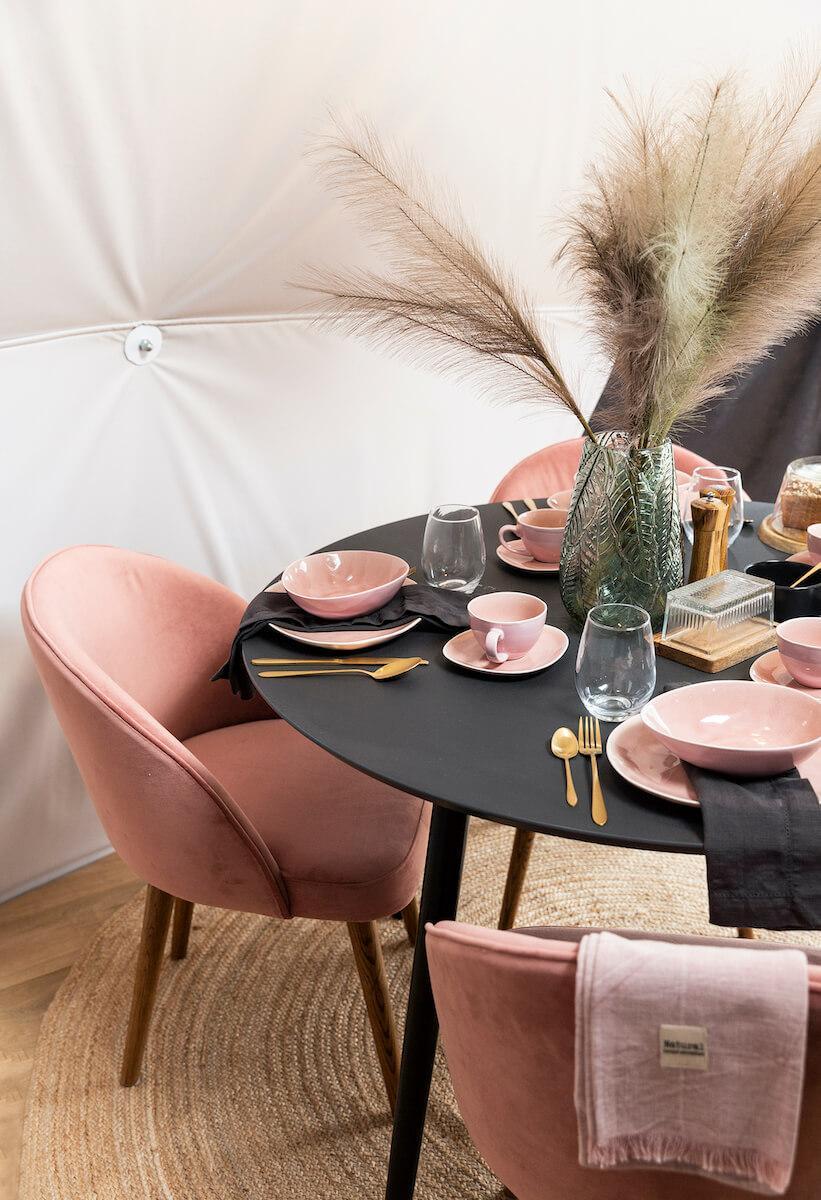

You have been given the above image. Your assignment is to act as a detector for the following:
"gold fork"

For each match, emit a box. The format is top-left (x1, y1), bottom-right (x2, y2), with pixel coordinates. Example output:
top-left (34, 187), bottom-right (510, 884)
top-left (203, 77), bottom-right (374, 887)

top-left (578, 716), bottom-right (607, 826)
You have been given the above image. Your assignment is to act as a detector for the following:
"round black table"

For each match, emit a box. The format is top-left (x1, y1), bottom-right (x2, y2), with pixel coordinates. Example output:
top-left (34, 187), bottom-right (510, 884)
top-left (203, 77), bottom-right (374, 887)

top-left (244, 500), bottom-right (781, 1200)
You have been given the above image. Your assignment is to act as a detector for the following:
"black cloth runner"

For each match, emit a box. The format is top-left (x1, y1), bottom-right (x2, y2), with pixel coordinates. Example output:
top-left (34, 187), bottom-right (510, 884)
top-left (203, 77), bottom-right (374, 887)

top-left (213, 583), bottom-right (473, 698)
top-left (684, 765), bottom-right (821, 930)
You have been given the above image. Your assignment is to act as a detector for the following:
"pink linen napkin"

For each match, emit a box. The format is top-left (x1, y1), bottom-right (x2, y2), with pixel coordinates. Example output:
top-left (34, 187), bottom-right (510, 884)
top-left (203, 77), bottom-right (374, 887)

top-left (574, 932), bottom-right (808, 1194)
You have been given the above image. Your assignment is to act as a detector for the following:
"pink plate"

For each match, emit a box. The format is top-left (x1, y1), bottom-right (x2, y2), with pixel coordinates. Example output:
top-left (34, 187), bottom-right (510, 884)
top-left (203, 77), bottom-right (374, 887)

top-left (608, 715), bottom-right (821, 807)
top-left (496, 541), bottom-right (559, 573)
top-left (442, 625), bottom-right (568, 677)
top-left (267, 581), bottom-right (420, 651)
top-left (787, 551), bottom-right (816, 566)
top-left (281, 550), bottom-right (408, 618)
top-left (641, 680), bottom-right (821, 776)
top-left (750, 649), bottom-right (821, 698)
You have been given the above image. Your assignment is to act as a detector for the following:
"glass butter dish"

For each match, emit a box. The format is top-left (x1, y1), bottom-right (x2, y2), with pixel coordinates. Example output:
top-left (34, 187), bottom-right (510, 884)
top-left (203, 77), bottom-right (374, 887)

top-left (661, 570), bottom-right (775, 658)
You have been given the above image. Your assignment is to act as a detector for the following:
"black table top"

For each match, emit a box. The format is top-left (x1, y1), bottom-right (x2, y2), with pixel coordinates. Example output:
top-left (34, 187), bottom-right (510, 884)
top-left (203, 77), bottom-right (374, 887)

top-left (245, 501), bottom-right (784, 855)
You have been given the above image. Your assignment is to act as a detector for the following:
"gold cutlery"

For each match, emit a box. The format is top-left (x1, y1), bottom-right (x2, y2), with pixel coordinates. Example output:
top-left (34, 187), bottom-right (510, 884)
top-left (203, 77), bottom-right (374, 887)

top-left (501, 499), bottom-right (542, 519)
top-left (790, 560), bottom-right (821, 588)
top-left (257, 660), bottom-right (425, 681)
top-left (550, 727), bottom-right (579, 807)
top-left (578, 716), bottom-right (607, 826)
top-left (252, 657), bottom-right (428, 667)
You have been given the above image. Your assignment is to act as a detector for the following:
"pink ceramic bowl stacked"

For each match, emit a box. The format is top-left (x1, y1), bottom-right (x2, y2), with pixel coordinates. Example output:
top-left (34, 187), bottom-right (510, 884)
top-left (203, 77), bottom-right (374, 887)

top-left (807, 524), bottom-right (821, 563)
top-left (281, 550), bottom-right (409, 618)
top-left (777, 618), bottom-right (821, 689)
top-left (641, 680), bottom-right (821, 777)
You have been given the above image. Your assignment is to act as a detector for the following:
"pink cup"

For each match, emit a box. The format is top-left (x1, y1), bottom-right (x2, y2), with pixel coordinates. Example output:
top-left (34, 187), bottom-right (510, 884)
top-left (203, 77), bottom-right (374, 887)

top-left (498, 509), bottom-right (565, 563)
top-left (467, 591), bottom-right (547, 664)
top-left (777, 617), bottom-right (821, 688)
top-left (807, 523), bottom-right (821, 563)
top-left (547, 489), bottom-right (573, 513)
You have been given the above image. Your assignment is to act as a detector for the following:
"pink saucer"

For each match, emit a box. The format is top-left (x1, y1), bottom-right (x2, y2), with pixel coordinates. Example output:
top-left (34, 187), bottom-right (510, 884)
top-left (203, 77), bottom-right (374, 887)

top-left (496, 541), bottom-right (560, 573)
top-left (787, 551), bottom-right (816, 566)
top-left (607, 715), bottom-right (821, 807)
top-left (750, 649), bottom-right (821, 697)
top-left (267, 580), bottom-right (420, 650)
top-left (442, 625), bottom-right (568, 676)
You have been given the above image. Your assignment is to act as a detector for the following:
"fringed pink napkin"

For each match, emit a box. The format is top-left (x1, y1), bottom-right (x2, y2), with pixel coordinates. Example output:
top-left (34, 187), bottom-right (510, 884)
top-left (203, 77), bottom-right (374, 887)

top-left (575, 932), bottom-right (808, 1194)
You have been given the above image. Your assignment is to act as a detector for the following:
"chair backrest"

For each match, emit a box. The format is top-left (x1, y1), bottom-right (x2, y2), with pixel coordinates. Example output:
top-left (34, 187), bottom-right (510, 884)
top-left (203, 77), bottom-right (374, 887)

top-left (21, 546), bottom-right (288, 916)
top-left (427, 922), bottom-right (821, 1200)
top-left (489, 437), bottom-right (717, 503)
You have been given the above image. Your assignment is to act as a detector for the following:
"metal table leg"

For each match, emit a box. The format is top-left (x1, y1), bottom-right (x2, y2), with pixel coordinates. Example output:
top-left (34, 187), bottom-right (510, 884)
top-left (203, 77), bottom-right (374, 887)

top-left (384, 804), bottom-right (469, 1199)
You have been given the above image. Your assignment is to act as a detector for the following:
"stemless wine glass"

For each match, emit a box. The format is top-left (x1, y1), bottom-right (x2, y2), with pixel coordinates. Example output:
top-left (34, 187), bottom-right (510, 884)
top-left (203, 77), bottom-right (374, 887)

top-left (683, 466), bottom-right (745, 546)
top-left (575, 603), bottom-right (656, 722)
top-left (422, 505), bottom-right (486, 592)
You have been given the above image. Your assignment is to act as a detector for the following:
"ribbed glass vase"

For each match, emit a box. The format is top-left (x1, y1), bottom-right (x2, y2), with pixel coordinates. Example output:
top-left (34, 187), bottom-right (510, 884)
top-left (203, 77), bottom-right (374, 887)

top-left (559, 432), bottom-right (683, 629)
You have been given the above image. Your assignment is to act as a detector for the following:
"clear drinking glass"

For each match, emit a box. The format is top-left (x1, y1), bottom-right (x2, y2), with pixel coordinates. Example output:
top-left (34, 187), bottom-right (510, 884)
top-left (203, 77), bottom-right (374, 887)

top-left (575, 603), bottom-right (656, 722)
top-left (422, 504), bottom-right (486, 592)
top-left (683, 466), bottom-right (745, 547)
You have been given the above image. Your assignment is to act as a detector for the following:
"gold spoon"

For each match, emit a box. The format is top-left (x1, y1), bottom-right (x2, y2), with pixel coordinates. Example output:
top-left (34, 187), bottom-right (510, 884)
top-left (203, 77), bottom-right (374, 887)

top-left (257, 660), bottom-right (425, 681)
top-left (550, 727), bottom-right (579, 807)
top-left (790, 560), bottom-right (821, 588)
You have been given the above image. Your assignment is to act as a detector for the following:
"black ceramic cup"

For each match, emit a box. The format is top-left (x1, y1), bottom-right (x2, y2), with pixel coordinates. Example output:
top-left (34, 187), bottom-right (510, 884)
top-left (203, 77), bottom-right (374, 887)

top-left (745, 560), bottom-right (821, 621)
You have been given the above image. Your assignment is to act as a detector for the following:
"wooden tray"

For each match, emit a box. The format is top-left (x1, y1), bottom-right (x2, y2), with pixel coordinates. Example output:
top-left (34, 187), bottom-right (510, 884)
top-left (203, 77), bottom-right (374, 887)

top-left (654, 626), bottom-right (777, 673)
top-left (758, 512), bottom-right (807, 554)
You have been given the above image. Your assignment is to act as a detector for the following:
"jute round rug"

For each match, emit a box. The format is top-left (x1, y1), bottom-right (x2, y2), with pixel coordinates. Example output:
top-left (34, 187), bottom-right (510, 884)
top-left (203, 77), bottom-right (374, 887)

top-left (21, 820), bottom-right (821, 1199)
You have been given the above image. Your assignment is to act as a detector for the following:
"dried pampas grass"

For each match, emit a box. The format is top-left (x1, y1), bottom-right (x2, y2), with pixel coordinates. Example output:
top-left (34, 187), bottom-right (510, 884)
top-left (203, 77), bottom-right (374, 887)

top-left (302, 120), bottom-right (597, 440)
top-left (561, 59), bottom-right (821, 446)
top-left (304, 55), bottom-right (821, 449)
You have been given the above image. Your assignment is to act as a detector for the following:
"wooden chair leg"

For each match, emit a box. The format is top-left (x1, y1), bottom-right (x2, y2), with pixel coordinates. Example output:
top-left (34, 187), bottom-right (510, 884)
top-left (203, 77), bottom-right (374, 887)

top-left (401, 897), bottom-right (419, 946)
top-left (120, 885), bottom-right (174, 1086)
top-left (498, 828), bottom-right (536, 930)
top-left (170, 899), bottom-right (195, 960)
top-left (347, 920), bottom-right (400, 1113)
top-left (737, 927), bottom-right (757, 939)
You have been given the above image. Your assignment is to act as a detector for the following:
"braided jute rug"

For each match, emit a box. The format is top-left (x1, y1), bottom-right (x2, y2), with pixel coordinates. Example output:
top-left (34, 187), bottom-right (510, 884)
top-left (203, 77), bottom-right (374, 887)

top-left (20, 819), bottom-right (821, 1200)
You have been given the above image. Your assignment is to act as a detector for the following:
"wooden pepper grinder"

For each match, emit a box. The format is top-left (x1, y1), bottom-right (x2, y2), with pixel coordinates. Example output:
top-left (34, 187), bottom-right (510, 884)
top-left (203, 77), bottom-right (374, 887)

top-left (704, 486), bottom-right (735, 571)
top-left (688, 492), bottom-right (731, 583)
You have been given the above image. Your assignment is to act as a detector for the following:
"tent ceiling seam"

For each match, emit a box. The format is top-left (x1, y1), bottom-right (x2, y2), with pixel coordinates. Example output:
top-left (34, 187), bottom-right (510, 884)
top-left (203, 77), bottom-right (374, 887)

top-left (0, 305), bottom-right (582, 352)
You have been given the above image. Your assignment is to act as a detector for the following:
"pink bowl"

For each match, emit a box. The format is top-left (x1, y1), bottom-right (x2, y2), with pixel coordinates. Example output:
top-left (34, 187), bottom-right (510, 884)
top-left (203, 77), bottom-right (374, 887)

top-left (778, 617), bottom-right (821, 689)
top-left (641, 680), bottom-right (821, 776)
top-left (807, 524), bottom-right (821, 563)
top-left (547, 489), bottom-right (573, 512)
top-left (281, 550), bottom-right (409, 618)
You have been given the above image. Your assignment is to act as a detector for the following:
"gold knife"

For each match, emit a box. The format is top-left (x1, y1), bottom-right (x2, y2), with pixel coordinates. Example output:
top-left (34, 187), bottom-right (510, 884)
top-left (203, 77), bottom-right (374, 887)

top-left (252, 656), bottom-right (428, 666)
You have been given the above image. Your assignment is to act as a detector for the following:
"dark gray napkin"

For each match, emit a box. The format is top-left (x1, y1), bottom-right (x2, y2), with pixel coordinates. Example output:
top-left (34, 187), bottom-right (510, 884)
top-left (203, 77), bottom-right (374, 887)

top-left (686, 764), bottom-right (821, 930)
top-left (213, 582), bottom-right (473, 698)
top-left (658, 683), bottom-right (821, 929)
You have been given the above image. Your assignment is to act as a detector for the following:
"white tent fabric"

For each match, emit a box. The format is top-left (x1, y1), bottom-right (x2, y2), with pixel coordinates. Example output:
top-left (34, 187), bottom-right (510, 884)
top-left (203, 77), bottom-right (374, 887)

top-left (1, 0), bottom-right (813, 899)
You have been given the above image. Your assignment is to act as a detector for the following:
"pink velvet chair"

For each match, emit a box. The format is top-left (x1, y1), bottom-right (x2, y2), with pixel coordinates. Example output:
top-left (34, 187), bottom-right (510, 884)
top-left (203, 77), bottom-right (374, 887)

top-left (428, 922), bottom-right (821, 1200)
top-left (21, 545), bottom-right (430, 1108)
top-left (490, 437), bottom-right (717, 504)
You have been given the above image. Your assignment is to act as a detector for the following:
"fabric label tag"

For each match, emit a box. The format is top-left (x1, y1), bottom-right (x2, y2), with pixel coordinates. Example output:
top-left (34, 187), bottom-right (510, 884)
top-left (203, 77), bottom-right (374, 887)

top-left (659, 1024), bottom-right (708, 1070)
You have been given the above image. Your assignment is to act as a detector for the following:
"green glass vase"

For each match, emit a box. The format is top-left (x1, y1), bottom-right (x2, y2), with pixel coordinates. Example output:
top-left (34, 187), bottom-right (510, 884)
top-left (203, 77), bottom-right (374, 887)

top-left (559, 432), bottom-right (683, 629)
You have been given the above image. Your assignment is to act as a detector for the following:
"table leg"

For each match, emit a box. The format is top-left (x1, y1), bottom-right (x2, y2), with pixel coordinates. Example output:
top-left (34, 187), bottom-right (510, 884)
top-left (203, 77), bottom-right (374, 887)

top-left (385, 804), bottom-right (469, 1200)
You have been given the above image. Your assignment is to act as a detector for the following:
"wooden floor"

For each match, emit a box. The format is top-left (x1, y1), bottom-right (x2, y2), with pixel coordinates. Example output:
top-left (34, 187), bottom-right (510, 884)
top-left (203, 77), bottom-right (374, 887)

top-left (0, 855), bottom-right (141, 1199)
